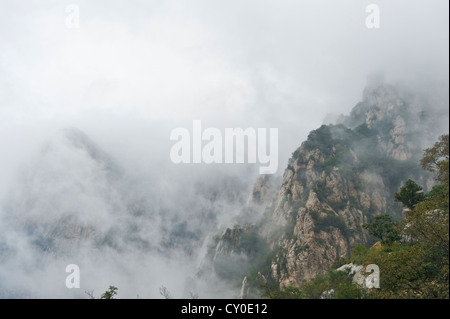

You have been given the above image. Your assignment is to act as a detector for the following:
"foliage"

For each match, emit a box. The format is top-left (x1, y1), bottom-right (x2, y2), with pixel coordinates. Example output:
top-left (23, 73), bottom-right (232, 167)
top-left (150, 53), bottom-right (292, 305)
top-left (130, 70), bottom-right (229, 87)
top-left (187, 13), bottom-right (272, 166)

top-left (303, 125), bottom-right (334, 156)
top-left (349, 244), bottom-right (370, 265)
top-left (333, 281), bottom-right (366, 299)
top-left (311, 210), bottom-right (351, 238)
top-left (394, 179), bottom-right (425, 209)
top-left (372, 118), bottom-right (394, 141)
top-left (404, 204), bottom-right (449, 251)
top-left (263, 134), bottom-right (449, 299)
top-left (364, 242), bottom-right (449, 298)
top-left (354, 123), bottom-right (376, 138)
top-left (214, 254), bottom-right (249, 281)
top-left (294, 244), bottom-right (310, 255)
top-left (261, 283), bottom-right (304, 299)
top-left (310, 125), bottom-right (357, 174)
top-left (425, 184), bottom-right (448, 202)
top-left (364, 135), bottom-right (449, 298)
top-left (265, 268), bottom-right (365, 299)
top-left (316, 156), bottom-right (340, 174)
top-left (100, 286), bottom-right (118, 299)
top-left (421, 134), bottom-right (449, 185)
top-left (363, 214), bottom-right (401, 244)
top-left (328, 199), bottom-right (347, 211)
top-left (240, 231), bottom-right (263, 254)
top-left (312, 180), bottom-right (331, 201)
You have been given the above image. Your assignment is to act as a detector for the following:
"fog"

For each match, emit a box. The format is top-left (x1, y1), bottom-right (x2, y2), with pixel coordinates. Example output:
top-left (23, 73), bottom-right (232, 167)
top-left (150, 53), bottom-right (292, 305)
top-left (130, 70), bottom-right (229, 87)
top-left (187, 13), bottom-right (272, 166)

top-left (0, 1), bottom-right (448, 298)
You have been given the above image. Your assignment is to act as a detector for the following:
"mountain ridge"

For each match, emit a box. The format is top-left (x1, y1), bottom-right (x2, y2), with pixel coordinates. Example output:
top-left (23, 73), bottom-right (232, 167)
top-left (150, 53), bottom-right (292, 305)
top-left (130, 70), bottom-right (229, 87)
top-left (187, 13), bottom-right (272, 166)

top-left (207, 82), bottom-right (446, 294)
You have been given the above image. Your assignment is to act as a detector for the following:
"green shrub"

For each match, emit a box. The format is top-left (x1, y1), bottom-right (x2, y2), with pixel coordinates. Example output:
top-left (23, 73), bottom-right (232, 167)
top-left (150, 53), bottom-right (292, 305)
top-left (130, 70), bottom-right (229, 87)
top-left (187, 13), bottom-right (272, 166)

top-left (311, 211), bottom-right (351, 238)
top-left (313, 180), bottom-right (331, 201)
top-left (303, 125), bottom-right (334, 156)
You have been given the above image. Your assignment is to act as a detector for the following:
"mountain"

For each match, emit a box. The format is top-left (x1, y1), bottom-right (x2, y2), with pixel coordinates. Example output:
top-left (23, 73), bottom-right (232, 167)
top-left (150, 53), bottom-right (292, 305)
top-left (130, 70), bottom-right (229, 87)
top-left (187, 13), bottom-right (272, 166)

top-left (0, 82), bottom-right (447, 298)
top-left (206, 83), bottom-right (448, 294)
top-left (1, 128), bottom-right (156, 256)
top-left (0, 127), bottom-right (251, 297)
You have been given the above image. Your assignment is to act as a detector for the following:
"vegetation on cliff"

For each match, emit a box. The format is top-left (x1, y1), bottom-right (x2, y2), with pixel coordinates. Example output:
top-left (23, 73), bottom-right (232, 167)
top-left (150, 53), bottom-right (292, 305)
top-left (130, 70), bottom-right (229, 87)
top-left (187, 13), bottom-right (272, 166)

top-left (267, 134), bottom-right (449, 299)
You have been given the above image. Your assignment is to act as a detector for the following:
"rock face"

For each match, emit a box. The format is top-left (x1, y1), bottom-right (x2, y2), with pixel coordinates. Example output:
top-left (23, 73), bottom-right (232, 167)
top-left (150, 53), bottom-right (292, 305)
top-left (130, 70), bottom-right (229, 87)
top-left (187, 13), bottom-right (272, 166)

top-left (239, 276), bottom-right (249, 299)
top-left (214, 227), bottom-right (251, 261)
top-left (210, 225), bottom-right (262, 283)
top-left (247, 175), bottom-right (279, 207)
top-left (336, 263), bottom-right (380, 289)
top-left (337, 263), bottom-right (364, 286)
top-left (1, 128), bottom-right (160, 258)
top-left (210, 83), bottom-right (446, 290)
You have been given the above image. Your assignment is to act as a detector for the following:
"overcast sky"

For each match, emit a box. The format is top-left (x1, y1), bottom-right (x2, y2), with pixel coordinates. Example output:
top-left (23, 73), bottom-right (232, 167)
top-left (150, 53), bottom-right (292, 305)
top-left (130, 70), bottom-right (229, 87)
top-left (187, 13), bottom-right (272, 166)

top-left (1, 0), bottom-right (449, 181)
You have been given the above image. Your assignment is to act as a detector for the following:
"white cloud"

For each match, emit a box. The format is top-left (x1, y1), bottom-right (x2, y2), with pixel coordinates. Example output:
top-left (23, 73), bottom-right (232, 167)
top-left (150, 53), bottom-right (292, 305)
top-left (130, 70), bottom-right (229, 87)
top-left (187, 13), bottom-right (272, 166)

top-left (0, 0), bottom-right (448, 298)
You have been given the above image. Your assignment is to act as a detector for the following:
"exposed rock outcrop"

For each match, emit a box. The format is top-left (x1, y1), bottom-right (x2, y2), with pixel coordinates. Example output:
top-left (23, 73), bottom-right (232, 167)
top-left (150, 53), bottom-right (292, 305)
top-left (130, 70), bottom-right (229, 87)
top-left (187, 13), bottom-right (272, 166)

top-left (210, 83), bottom-right (446, 290)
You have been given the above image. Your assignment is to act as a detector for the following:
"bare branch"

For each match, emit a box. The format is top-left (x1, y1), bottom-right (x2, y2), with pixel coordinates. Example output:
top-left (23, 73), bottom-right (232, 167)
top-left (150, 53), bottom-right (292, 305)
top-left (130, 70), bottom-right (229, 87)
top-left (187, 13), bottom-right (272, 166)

top-left (84, 290), bottom-right (96, 299)
top-left (159, 286), bottom-right (172, 299)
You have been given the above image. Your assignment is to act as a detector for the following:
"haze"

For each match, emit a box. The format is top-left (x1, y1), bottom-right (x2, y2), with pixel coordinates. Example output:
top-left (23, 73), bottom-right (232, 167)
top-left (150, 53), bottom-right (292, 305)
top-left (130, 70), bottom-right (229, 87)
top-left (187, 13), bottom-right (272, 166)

top-left (0, 0), bottom-right (448, 298)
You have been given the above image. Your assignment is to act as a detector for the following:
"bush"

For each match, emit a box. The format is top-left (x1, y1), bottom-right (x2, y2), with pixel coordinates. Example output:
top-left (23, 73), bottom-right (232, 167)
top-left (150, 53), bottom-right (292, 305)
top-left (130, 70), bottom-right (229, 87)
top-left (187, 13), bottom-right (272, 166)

top-left (350, 245), bottom-right (370, 265)
top-left (311, 211), bottom-right (351, 238)
top-left (303, 125), bottom-right (334, 156)
top-left (313, 180), bottom-right (331, 201)
top-left (355, 123), bottom-right (376, 138)
top-left (363, 214), bottom-right (401, 244)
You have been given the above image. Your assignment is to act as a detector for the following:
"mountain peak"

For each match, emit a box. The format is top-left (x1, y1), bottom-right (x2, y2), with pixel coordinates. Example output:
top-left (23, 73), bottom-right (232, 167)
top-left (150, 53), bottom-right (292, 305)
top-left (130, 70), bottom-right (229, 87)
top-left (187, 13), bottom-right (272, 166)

top-left (208, 82), bottom-right (441, 291)
top-left (60, 127), bottom-right (118, 173)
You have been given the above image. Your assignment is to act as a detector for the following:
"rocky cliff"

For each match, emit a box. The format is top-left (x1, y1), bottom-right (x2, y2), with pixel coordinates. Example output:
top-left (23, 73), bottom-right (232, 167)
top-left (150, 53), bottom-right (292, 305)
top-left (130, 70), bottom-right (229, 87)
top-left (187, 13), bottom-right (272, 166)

top-left (209, 83), bottom-right (446, 290)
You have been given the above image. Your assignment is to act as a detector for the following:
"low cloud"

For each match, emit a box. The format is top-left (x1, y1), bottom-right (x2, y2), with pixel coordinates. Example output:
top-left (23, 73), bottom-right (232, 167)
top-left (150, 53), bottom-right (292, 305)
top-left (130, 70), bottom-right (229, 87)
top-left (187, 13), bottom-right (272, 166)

top-left (0, 0), bottom-right (448, 298)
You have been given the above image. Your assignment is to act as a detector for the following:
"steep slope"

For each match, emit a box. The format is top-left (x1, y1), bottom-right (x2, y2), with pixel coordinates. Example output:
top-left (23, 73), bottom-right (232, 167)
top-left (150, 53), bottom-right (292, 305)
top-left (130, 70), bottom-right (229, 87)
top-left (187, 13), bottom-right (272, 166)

top-left (209, 83), bottom-right (446, 291)
top-left (0, 127), bottom-right (253, 297)
top-left (1, 128), bottom-right (158, 257)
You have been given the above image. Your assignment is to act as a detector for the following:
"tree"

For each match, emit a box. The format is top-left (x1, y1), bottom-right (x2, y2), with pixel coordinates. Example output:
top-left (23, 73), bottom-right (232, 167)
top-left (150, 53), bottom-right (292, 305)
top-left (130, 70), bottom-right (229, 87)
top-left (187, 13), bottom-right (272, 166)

top-left (337, 135), bottom-right (450, 299)
top-left (159, 286), bottom-right (172, 299)
top-left (421, 134), bottom-right (449, 186)
top-left (394, 179), bottom-right (425, 209)
top-left (363, 214), bottom-right (400, 244)
top-left (406, 133), bottom-right (449, 252)
top-left (364, 242), bottom-right (448, 298)
top-left (100, 286), bottom-right (118, 299)
top-left (261, 285), bottom-right (304, 299)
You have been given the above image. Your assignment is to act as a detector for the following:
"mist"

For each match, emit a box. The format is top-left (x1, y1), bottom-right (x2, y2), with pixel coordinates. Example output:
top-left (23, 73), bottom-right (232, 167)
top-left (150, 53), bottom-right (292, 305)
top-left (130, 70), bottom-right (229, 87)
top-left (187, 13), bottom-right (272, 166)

top-left (0, 1), bottom-right (448, 298)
